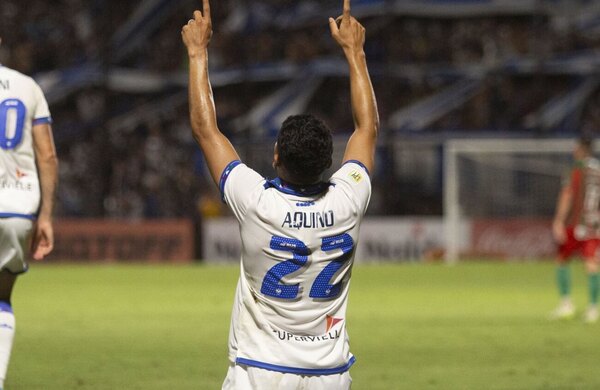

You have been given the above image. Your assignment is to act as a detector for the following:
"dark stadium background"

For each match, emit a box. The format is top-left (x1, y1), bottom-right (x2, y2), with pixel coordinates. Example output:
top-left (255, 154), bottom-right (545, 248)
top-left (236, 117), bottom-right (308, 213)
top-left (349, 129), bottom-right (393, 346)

top-left (1, 0), bottom-right (598, 261)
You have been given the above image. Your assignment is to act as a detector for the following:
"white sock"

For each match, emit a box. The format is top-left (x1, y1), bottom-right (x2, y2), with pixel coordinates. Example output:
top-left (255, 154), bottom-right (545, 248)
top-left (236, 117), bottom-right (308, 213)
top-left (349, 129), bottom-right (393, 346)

top-left (0, 303), bottom-right (15, 389)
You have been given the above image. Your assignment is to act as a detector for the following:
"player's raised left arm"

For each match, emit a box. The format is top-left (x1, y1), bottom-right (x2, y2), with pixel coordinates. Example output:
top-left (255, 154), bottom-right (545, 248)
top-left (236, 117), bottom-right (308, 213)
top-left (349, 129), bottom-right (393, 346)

top-left (330, 0), bottom-right (379, 173)
top-left (182, 0), bottom-right (239, 187)
top-left (32, 123), bottom-right (58, 260)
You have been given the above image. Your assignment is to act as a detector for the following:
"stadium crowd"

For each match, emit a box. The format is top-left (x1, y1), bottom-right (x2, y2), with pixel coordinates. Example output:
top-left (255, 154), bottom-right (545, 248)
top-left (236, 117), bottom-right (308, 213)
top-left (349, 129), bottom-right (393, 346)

top-left (1, 0), bottom-right (599, 218)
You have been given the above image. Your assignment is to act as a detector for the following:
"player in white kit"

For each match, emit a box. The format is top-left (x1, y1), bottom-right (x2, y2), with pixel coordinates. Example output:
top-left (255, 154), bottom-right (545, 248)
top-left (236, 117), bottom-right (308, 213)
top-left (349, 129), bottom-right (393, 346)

top-left (0, 38), bottom-right (58, 388)
top-left (182, 0), bottom-right (378, 388)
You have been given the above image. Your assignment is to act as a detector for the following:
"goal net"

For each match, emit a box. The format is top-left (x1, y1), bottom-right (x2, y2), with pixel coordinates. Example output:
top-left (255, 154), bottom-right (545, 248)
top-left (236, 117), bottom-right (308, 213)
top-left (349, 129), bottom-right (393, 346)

top-left (444, 138), bottom-right (584, 262)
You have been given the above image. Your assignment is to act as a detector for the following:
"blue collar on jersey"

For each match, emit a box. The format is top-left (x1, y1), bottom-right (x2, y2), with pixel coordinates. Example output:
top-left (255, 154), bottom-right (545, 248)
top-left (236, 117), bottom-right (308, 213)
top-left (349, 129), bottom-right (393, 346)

top-left (263, 177), bottom-right (332, 197)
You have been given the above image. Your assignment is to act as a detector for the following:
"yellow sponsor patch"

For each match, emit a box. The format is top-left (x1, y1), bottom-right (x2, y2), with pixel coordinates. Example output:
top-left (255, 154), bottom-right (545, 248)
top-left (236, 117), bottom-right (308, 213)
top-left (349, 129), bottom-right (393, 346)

top-left (349, 170), bottom-right (362, 183)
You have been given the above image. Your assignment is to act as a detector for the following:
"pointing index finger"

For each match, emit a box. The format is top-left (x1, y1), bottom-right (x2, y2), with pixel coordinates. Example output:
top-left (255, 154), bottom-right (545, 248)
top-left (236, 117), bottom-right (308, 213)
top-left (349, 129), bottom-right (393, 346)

top-left (203, 0), bottom-right (211, 23)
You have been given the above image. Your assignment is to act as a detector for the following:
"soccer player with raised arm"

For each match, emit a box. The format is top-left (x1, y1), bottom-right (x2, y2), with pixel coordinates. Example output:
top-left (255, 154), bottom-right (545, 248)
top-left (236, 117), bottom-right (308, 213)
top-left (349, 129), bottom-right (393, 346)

top-left (551, 138), bottom-right (600, 323)
top-left (182, 0), bottom-right (378, 388)
top-left (0, 38), bottom-right (58, 388)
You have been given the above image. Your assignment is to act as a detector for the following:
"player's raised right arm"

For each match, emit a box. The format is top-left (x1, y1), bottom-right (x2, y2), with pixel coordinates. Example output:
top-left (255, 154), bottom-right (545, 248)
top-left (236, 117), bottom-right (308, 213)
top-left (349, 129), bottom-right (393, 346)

top-left (182, 0), bottom-right (240, 187)
top-left (330, 0), bottom-right (379, 173)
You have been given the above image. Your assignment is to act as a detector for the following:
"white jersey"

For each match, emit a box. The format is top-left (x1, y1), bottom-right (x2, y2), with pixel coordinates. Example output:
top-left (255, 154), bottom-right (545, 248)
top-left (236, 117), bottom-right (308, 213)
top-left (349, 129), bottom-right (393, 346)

top-left (0, 65), bottom-right (52, 220)
top-left (221, 159), bottom-right (371, 375)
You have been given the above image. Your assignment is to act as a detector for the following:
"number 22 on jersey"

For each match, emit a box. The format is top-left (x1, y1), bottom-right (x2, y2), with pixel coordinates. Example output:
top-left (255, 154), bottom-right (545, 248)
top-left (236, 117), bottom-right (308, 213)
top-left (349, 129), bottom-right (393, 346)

top-left (260, 233), bottom-right (354, 300)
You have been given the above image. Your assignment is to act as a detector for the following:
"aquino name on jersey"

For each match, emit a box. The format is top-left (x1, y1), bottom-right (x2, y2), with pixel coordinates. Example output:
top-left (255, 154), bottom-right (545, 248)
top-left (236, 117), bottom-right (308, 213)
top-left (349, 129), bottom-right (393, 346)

top-left (281, 207), bottom-right (335, 230)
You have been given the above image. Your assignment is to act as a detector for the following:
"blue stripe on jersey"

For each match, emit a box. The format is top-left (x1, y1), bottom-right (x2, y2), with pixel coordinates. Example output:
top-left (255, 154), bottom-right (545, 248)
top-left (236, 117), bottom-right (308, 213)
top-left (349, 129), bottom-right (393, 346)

top-left (263, 177), bottom-right (332, 197)
top-left (343, 160), bottom-right (370, 176)
top-left (219, 160), bottom-right (242, 202)
top-left (236, 356), bottom-right (356, 375)
top-left (0, 213), bottom-right (36, 220)
top-left (32, 117), bottom-right (52, 125)
top-left (0, 302), bottom-right (12, 314)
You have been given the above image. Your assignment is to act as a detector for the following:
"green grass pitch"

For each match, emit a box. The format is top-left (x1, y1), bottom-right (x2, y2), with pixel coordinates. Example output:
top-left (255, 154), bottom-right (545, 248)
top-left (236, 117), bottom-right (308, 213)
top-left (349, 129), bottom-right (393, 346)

top-left (6, 262), bottom-right (600, 389)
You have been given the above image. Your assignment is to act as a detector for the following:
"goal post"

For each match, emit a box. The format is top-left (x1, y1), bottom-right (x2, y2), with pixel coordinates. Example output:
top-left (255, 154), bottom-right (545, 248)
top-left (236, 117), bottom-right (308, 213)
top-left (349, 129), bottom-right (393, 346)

top-left (444, 138), bottom-right (582, 263)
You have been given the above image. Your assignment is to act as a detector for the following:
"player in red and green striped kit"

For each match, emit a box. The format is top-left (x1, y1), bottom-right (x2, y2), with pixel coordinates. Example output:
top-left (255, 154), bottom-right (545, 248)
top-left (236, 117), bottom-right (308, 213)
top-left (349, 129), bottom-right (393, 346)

top-left (551, 138), bottom-right (600, 323)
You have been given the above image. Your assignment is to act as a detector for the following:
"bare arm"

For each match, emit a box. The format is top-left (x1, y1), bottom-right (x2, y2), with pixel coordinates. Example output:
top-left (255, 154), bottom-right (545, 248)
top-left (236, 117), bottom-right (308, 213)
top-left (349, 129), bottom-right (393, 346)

top-left (553, 186), bottom-right (572, 244)
top-left (32, 123), bottom-right (58, 260)
top-left (330, 0), bottom-right (379, 173)
top-left (182, 0), bottom-right (239, 187)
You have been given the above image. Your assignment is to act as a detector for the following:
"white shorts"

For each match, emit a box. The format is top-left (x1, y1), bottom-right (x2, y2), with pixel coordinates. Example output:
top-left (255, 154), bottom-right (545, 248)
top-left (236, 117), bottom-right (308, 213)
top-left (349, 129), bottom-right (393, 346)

top-left (222, 363), bottom-right (352, 390)
top-left (0, 218), bottom-right (33, 274)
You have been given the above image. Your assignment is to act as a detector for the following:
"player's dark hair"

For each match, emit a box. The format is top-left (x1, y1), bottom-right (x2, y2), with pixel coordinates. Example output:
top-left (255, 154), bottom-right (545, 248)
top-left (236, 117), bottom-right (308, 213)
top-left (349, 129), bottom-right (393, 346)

top-left (276, 114), bottom-right (333, 183)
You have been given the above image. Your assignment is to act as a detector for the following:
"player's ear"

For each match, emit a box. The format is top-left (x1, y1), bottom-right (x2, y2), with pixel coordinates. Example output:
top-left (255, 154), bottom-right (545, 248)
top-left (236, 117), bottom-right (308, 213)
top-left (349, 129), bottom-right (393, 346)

top-left (272, 143), bottom-right (279, 169)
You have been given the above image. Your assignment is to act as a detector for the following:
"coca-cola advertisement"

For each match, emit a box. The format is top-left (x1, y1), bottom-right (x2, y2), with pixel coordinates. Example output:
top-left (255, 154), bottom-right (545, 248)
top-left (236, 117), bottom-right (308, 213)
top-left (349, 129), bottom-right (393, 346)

top-left (471, 219), bottom-right (555, 259)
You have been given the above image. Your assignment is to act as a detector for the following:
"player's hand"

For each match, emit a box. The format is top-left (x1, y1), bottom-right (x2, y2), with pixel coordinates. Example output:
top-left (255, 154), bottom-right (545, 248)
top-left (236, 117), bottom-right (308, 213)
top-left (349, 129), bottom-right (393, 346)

top-left (31, 217), bottom-right (54, 261)
top-left (552, 220), bottom-right (566, 244)
top-left (329, 0), bottom-right (365, 54)
top-left (182, 0), bottom-right (213, 57)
